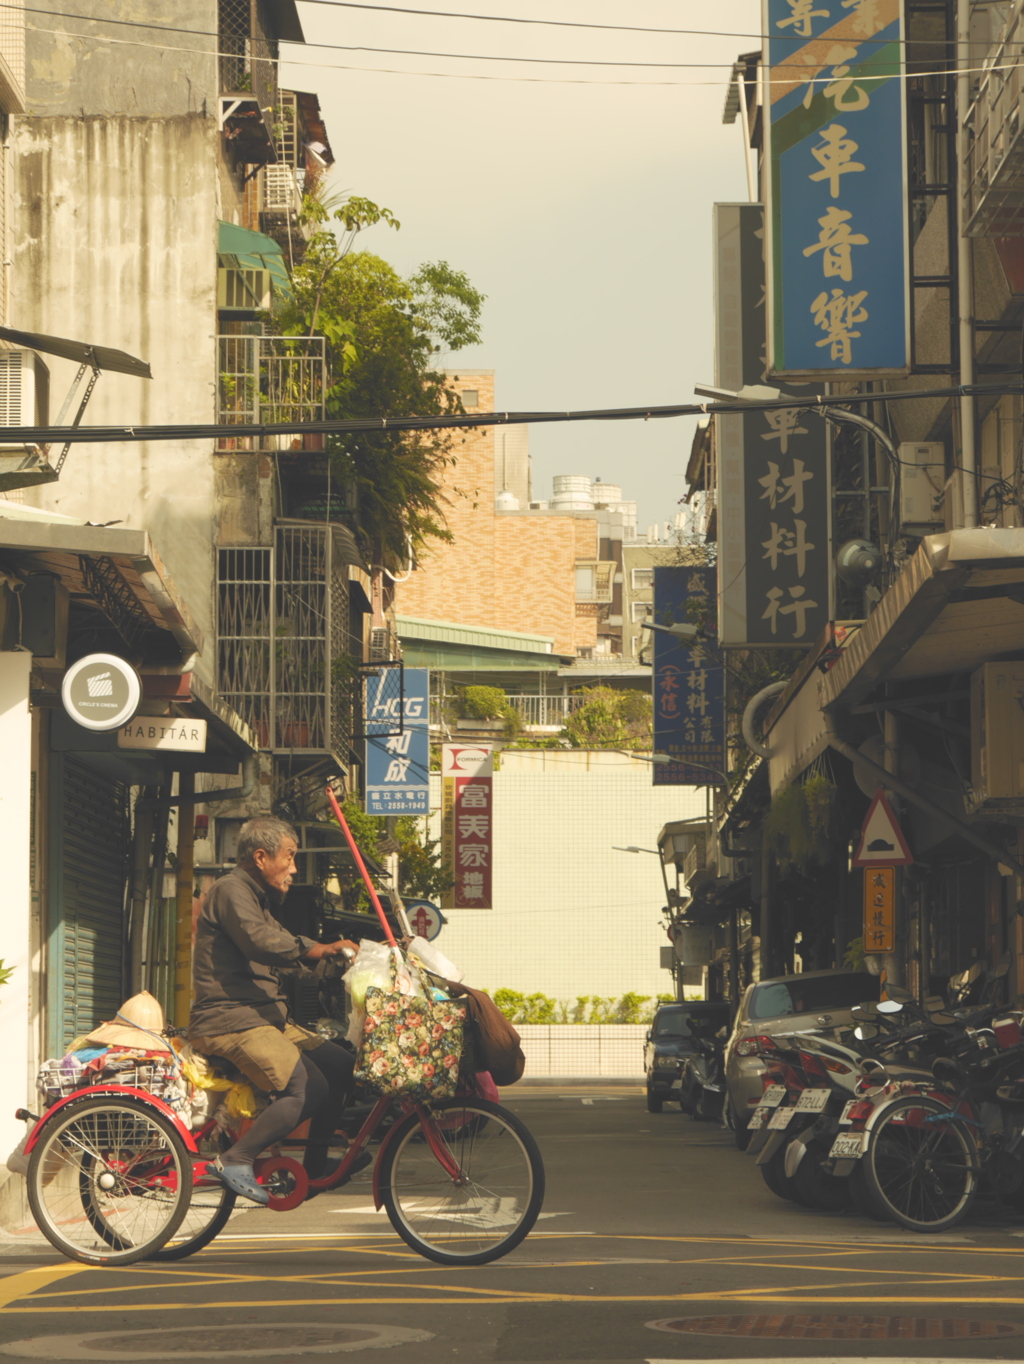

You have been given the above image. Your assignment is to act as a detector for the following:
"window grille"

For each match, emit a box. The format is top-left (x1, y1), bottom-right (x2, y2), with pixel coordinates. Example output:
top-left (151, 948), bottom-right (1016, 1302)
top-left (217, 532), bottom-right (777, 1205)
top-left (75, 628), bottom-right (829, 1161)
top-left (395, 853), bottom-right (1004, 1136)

top-left (217, 335), bottom-right (326, 449)
top-left (218, 526), bottom-right (355, 758)
top-left (219, 0), bottom-right (278, 127)
top-left (574, 560), bottom-right (614, 604)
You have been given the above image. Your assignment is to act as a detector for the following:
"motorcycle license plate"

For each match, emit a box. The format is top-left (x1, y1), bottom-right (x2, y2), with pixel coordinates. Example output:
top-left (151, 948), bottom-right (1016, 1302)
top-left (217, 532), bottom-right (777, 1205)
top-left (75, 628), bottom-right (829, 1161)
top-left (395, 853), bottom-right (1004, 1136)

top-left (794, 1088), bottom-right (830, 1113)
top-left (767, 1106), bottom-right (795, 1130)
top-left (749, 1107), bottom-right (766, 1130)
top-left (756, 1084), bottom-right (787, 1110)
top-left (829, 1132), bottom-right (864, 1159)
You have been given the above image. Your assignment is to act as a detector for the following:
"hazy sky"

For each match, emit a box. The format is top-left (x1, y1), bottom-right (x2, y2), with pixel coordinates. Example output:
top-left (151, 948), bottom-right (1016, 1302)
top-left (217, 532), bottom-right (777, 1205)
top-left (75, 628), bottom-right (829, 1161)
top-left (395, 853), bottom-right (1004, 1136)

top-left (282, 1), bottom-right (759, 531)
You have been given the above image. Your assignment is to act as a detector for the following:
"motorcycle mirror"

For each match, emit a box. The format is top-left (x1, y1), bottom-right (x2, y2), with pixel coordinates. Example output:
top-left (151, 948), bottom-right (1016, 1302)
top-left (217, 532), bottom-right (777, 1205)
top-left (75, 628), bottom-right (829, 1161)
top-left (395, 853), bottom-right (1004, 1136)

top-left (853, 1023), bottom-right (878, 1040)
top-left (851, 1002), bottom-right (879, 1018)
top-left (877, 999), bottom-right (904, 1014)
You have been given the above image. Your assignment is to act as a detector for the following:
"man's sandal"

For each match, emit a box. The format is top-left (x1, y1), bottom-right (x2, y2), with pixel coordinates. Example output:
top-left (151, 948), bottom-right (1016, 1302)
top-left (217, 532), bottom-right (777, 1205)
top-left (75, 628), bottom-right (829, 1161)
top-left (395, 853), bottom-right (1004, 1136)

top-left (207, 1158), bottom-right (270, 1206)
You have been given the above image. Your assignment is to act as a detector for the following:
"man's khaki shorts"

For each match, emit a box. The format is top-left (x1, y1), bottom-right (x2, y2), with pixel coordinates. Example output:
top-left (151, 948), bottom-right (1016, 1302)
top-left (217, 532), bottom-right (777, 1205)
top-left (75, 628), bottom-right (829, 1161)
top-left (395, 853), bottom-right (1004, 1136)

top-left (191, 1022), bottom-right (323, 1093)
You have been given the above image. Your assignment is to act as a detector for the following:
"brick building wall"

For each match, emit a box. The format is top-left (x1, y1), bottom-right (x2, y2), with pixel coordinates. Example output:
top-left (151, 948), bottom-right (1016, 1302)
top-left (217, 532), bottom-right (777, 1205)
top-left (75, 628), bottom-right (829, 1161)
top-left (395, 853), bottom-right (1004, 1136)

top-left (395, 371), bottom-right (597, 657)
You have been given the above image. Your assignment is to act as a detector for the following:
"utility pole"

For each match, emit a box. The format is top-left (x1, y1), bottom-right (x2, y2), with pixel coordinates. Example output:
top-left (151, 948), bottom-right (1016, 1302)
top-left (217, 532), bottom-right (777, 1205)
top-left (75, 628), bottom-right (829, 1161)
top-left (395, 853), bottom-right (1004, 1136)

top-left (957, 0), bottom-right (978, 527)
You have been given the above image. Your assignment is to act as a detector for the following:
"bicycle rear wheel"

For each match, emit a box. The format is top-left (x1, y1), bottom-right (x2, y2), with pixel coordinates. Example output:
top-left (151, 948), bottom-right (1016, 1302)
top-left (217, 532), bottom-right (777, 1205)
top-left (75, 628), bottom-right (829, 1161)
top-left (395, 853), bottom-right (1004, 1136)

top-left (150, 1129), bottom-right (235, 1261)
top-left (379, 1098), bottom-right (544, 1265)
top-left (28, 1096), bottom-right (193, 1265)
top-left (863, 1094), bottom-right (979, 1233)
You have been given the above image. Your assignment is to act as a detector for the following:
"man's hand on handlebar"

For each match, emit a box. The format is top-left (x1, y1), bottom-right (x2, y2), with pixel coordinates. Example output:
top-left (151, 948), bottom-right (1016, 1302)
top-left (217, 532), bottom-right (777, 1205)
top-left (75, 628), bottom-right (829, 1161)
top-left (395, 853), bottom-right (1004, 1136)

top-left (302, 938), bottom-right (359, 963)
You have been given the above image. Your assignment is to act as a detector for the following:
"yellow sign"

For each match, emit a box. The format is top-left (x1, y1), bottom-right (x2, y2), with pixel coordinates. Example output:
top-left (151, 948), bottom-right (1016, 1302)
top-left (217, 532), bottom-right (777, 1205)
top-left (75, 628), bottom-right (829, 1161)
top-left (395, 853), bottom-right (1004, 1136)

top-left (863, 866), bottom-right (895, 954)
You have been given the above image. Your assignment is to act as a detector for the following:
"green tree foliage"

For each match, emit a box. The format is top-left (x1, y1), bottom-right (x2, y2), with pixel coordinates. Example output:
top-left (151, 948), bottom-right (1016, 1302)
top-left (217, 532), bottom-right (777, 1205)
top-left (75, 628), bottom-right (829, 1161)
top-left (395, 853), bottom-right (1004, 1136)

top-left (493, 991), bottom-right (667, 1025)
top-left (0, 960), bottom-right (12, 994)
top-left (338, 800), bottom-right (452, 904)
top-left (272, 194), bottom-right (485, 572)
top-left (765, 776), bottom-right (840, 876)
top-left (560, 686), bottom-right (653, 751)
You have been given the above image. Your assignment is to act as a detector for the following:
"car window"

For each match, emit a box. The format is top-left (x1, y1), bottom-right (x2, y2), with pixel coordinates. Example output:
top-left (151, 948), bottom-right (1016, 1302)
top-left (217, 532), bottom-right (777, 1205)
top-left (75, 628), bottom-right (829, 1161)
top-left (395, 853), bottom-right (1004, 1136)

top-left (654, 1006), bottom-right (730, 1038)
top-left (748, 973), bottom-right (877, 1020)
top-left (654, 1010), bottom-right (692, 1038)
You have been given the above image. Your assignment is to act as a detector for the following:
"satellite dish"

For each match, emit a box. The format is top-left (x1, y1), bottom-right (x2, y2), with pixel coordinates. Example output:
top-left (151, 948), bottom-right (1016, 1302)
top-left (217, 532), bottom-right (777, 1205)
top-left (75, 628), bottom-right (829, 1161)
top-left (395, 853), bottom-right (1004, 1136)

top-left (836, 538), bottom-right (881, 587)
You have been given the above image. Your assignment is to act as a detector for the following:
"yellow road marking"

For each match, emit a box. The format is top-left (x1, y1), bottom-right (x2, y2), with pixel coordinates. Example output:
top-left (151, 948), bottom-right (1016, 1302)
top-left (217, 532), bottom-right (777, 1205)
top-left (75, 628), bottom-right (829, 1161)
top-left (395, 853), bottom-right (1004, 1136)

top-left (11, 1290), bottom-right (1024, 1313)
top-left (0, 1264), bottom-right (86, 1310)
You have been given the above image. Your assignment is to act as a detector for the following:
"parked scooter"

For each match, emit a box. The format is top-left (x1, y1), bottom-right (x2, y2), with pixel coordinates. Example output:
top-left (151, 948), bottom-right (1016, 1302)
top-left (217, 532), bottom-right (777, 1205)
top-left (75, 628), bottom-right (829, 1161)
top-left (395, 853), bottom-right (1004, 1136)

top-left (679, 1028), bottom-right (727, 1122)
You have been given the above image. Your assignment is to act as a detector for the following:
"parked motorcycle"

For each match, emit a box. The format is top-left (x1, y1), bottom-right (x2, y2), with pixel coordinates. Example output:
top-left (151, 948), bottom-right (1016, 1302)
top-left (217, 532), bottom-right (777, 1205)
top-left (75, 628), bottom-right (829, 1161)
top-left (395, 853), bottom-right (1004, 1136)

top-left (679, 1029), bottom-right (727, 1122)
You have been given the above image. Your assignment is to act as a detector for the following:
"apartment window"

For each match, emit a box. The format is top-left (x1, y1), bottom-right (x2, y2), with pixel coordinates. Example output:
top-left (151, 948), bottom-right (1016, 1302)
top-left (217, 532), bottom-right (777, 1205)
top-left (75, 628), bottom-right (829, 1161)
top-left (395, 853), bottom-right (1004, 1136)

top-left (631, 567), bottom-right (654, 590)
top-left (631, 601), bottom-right (653, 622)
top-left (461, 389), bottom-right (479, 409)
top-left (575, 561), bottom-right (614, 604)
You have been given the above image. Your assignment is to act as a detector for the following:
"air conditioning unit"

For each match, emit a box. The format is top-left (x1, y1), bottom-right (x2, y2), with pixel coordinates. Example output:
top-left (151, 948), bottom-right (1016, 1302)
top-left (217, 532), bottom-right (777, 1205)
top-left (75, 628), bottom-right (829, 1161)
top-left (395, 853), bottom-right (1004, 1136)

top-left (0, 348), bottom-right (49, 452)
top-left (970, 661), bottom-right (1024, 809)
top-left (217, 267), bottom-right (272, 312)
top-left (898, 442), bottom-right (945, 532)
top-left (369, 626), bottom-right (392, 662)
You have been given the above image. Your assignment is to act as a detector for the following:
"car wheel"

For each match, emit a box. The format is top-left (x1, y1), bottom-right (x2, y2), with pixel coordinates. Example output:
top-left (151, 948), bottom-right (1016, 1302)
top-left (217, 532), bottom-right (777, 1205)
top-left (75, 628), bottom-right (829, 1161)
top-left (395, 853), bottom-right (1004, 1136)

top-left (646, 1088), bottom-right (664, 1114)
top-left (725, 1095), bottom-right (751, 1150)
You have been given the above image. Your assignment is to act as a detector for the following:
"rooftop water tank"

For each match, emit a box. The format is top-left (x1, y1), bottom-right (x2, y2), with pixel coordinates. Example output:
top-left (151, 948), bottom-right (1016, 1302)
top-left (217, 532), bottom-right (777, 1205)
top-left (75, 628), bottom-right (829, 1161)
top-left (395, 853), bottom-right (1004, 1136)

top-left (495, 489), bottom-right (520, 511)
top-left (551, 474), bottom-right (594, 510)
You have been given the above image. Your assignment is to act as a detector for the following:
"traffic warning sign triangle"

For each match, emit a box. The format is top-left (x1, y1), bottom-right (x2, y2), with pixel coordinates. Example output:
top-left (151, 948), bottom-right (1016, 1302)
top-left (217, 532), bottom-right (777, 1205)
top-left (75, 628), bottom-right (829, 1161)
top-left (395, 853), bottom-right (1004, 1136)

top-left (852, 787), bottom-right (913, 867)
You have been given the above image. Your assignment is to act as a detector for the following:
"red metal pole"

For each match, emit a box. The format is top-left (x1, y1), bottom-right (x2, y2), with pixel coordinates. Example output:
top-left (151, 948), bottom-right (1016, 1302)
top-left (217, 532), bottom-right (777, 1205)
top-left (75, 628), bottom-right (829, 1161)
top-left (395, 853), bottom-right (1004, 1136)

top-left (325, 786), bottom-right (398, 947)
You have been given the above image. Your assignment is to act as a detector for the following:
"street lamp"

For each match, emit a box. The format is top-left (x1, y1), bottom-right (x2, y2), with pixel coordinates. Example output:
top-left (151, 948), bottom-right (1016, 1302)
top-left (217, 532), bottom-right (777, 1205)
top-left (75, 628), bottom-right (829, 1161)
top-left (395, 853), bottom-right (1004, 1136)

top-left (612, 845), bottom-right (661, 854)
top-left (640, 619), bottom-right (699, 642)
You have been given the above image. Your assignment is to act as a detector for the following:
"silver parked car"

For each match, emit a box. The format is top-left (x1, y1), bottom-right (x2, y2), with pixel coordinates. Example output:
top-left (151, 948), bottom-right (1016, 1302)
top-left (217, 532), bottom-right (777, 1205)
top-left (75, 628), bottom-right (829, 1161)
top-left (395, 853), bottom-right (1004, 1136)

top-left (724, 969), bottom-right (878, 1148)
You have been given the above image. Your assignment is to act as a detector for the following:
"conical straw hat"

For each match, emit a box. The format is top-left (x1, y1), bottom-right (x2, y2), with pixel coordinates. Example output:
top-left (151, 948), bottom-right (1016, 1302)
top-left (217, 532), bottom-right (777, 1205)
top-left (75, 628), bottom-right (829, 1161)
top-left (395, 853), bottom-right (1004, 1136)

top-left (84, 990), bottom-right (171, 1053)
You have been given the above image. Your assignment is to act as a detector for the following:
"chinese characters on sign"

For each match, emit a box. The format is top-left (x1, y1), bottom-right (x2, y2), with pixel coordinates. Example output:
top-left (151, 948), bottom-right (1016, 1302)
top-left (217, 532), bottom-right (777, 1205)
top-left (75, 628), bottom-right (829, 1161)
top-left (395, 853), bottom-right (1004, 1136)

top-left (365, 667), bottom-right (429, 815)
top-left (862, 865), bottom-right (894, 953)
top-left (715, 203), bottom-right (832, 647)
top-left (441, 744), bottom-right (493, 909)
top-left (652, 566), bottom-right (726, 787)
top-left (764, 0), bottom-right (908, 374)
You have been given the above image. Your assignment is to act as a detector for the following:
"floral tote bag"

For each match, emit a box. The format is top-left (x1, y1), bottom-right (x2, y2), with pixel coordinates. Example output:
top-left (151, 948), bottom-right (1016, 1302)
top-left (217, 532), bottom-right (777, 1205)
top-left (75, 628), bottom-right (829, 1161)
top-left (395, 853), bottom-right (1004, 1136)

top-left (355, 959), bottom-right (466, 1101)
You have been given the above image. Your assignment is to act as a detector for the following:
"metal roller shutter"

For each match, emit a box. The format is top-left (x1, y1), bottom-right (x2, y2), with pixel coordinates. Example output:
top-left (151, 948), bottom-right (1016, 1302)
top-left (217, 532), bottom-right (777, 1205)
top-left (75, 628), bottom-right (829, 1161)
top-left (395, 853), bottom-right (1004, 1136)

top-left (50, 754), bottom-right (129, 1053)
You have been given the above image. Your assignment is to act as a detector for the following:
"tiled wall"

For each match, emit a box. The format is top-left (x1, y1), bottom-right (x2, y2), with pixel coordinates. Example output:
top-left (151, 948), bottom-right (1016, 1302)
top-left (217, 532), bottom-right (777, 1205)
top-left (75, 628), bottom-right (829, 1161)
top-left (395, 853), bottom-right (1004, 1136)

top-left (430, 752), bottom-right (706, 1003)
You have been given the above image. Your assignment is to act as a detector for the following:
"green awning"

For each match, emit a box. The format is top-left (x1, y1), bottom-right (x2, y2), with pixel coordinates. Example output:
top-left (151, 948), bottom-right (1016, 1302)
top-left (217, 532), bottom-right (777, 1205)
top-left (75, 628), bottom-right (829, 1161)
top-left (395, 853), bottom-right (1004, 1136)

top-left (217, 221), bottom-right (291, 299)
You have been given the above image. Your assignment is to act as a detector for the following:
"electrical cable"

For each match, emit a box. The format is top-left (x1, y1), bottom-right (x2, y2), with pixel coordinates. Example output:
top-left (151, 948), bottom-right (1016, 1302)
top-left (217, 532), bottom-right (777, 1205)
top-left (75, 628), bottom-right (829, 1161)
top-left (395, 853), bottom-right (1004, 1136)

top-left (3, 0), bottom-right (963, 51)
top-left (14, 380), bottom-right (1024, 448)
top-left (5, 9), bottom-right (1012, 86)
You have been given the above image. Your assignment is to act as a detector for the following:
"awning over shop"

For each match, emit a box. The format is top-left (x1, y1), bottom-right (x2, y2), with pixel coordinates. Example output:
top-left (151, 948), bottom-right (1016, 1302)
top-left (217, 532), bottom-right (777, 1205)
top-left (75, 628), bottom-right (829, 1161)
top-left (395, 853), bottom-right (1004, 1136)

top-left (821, 528), bottom-right (1024, 708)
top-left (217, 221), bottom-right (291, 298)
top-left (0, 505), bottom-right (202, 663)
top-left (764, 529), bottom-right (1024, 792)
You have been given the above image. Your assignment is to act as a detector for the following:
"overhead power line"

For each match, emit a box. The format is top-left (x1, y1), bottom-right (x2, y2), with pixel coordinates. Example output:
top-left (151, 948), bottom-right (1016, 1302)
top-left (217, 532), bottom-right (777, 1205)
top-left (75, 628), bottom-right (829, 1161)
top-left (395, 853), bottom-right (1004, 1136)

top-left (8, 382), bottom-right (1024, 448)
top-left (3, 15), bottom-right (1006, 87)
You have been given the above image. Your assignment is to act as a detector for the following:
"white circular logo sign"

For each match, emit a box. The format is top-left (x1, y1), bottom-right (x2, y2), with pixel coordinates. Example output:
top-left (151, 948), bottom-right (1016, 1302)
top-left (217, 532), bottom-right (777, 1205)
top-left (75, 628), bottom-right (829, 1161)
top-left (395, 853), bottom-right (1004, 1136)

top-left (405, 900), bottom-right (445, 942)
top-left (62, 653), bottom-right (142, 732)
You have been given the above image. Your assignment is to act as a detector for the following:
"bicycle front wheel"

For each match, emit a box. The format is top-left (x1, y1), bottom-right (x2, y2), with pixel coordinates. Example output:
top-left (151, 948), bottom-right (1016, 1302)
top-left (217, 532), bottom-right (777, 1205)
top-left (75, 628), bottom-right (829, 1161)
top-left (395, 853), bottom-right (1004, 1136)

top-left (379, 1098), bottom-right (544, 1265)
top-left (27, 1096), bottom-right (193, 1265)
top-left (863, 1094), bottom-right (979, 1233)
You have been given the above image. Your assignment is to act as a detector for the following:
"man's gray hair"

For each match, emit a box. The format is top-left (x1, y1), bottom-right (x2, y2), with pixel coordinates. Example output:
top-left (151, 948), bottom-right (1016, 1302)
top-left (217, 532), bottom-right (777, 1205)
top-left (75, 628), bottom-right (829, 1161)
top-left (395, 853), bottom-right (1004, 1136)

top-left (236, 815), bottom-right (299, 863)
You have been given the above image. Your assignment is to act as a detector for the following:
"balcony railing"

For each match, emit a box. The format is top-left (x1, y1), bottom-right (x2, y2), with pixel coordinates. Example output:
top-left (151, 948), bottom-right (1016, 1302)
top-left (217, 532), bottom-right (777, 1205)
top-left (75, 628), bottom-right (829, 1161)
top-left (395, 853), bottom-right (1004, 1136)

top-left (216, 335), bottom-right (326, 452)
top-left (429, 693), bottom-right (586, 730)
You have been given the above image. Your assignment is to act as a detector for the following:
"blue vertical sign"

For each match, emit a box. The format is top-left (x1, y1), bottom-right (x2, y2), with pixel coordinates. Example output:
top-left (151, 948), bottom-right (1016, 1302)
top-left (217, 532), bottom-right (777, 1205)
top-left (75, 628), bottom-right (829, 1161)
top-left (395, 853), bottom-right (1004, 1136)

top-left (764, 0), bottom-right (908, 374)
top-left (365, 667), bottom-right (430, 815)
top-left (652, 567), bottom-right (726, 787)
